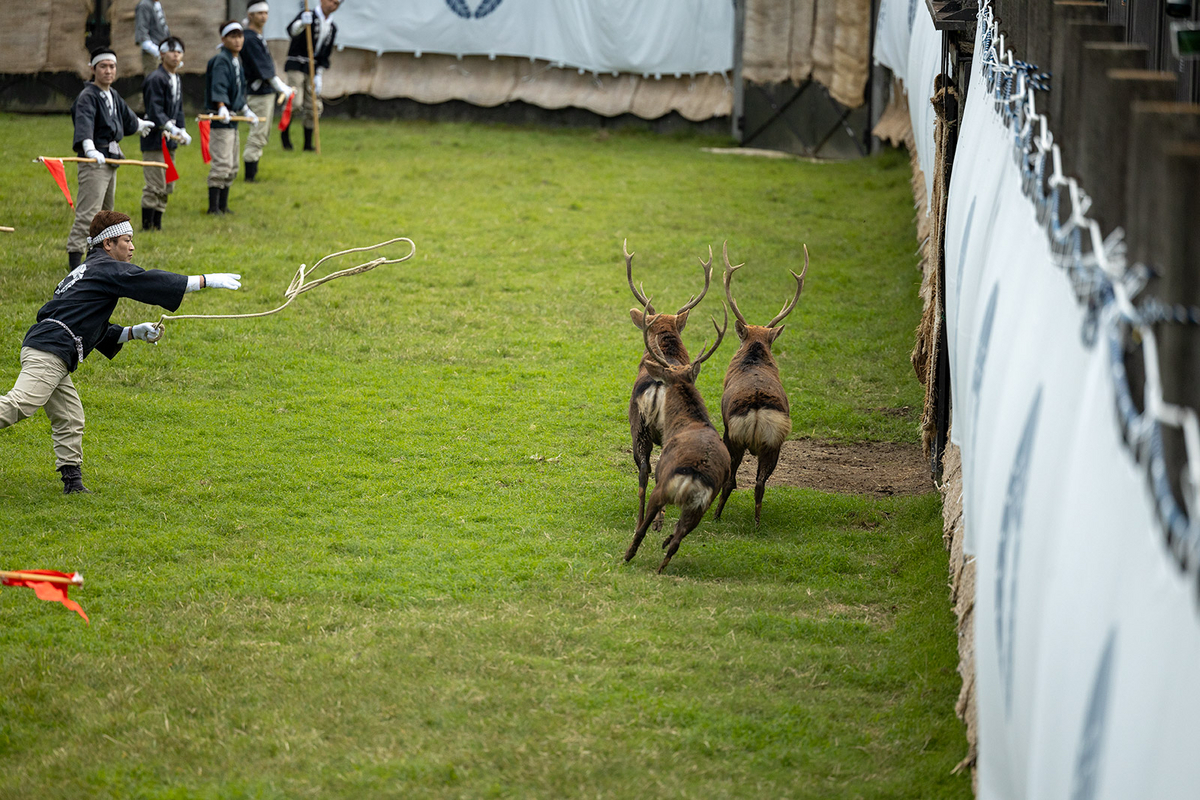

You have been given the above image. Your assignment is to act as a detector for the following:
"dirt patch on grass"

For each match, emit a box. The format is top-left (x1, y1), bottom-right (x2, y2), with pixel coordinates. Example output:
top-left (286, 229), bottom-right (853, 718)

top-left (737, 438), bottom-right (933, 497)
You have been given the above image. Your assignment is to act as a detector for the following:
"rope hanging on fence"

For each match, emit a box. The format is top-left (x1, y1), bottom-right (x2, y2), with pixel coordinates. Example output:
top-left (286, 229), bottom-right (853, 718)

top-left (155, 237), bottom-right (416, 331)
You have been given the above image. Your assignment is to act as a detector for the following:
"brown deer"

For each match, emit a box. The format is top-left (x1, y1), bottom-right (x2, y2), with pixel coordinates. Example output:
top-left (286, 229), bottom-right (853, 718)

top-left (625, 239), bottom-right (713, 530)
top-left (711, 241), bottom-right (808, 527)
top-left (625, 305), bottom-right (731, 573)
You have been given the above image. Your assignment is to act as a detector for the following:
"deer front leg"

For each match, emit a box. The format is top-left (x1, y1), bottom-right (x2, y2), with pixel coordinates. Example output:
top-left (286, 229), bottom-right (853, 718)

top-left (658, 505), bottom-right (706, 573)
top-left (626, 494), bottom-right (666, 562)
top-left (711, 435), bottom-right (745, 522)
top-left (754, 447), bottom-right (782, 527)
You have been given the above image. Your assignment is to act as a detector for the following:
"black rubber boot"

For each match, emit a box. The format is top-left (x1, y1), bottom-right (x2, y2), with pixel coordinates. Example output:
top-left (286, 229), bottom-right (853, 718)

top-left (68, 251), bottom-right (83, 270)
top-left (59, 465), bottom-right (91, 495)
top-left (153, 209), bottom-right (163, 230)
top-left (281, 125), bottom-right (293, 151)
top-left (244, 160), bottom-right (258, 182)
top-left (142, 207), bottom-right (154, 231)
top-left (207, 186), bottom-right (221, 215)
top-left (218, 186), bottom-right (231, 214)
top-left (303, 128), bottom-right (314, 152)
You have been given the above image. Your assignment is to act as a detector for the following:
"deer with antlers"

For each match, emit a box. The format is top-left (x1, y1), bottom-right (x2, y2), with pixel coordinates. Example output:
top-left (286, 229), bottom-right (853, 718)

top-left (625, 239), bottom-right (713, 530)
top-left (624, 305), bottom-right (731, 573)
top-left (711, 241), bottom-right (808, 527)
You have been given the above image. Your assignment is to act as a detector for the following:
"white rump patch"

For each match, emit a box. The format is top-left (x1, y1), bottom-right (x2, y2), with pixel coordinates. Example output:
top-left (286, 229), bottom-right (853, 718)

top-left (664, 474), bottom-right (714, 510)
top-left (637, 382), bottom-right (667, 432)
top-left (726, 409), bottom-right (792, 452)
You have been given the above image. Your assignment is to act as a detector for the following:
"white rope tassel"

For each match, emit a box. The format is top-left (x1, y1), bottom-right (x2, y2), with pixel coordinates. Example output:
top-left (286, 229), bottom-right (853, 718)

top-left (156, 237), bottom-right (416, 329)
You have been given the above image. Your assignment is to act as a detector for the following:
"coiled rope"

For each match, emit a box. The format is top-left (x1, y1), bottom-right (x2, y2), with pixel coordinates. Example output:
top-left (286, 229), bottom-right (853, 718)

top-left (155, 237), bottom-right (416, 331)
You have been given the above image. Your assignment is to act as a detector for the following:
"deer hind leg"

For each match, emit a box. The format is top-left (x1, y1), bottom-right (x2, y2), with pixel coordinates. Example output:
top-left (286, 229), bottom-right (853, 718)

top-left (633, 428), bottom-right (654, 526)
top-left (626, 494), bottom-right (666, 563)
top-left (712, 435), bottom-right (745, 522)
top-left (658, 505), bottom-right (706, 573)
top-left (754, 447), bottom-right (782, 527)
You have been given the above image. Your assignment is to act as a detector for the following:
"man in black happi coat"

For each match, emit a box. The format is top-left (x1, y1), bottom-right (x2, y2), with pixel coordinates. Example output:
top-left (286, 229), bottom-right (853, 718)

top-left (141, 36), bottom-right (191, 232)
top-left (0, 211), bottom-right (242, 494)
top-left (66, 48), bottom-right (154, 270)
top-left (282, 0), bottom-right (341, 152)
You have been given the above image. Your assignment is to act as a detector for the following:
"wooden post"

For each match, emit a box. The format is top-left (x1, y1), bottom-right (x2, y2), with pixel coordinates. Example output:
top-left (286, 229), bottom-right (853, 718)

top-left (1125, 102), bottom-right (1200, 266)
top-left (1043, 3), bottom-right (1107, 119)
top-left (303, 0), bottom-right (321, 154)
top-left (1050, 18), bottom-right (1122, 126)
top-left (1059, 41), bottom-right (1147, 179)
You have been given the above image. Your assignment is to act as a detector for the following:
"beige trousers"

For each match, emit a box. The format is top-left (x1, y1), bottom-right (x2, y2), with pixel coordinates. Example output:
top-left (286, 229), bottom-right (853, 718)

top-left (0, 347), bottom-right (85, 468)
top-left (285, 70), bottom-right (323, 130)
top-left (207, 127), bottom-right (240, 188)
top-left (141, 149), bottom-right (174, 211)
top-left (66, 161), bottom-right (117, 254)
top-left (243, 93), bottom-right (276, 163)
top-left (142, 50), bottom-right (159, 77)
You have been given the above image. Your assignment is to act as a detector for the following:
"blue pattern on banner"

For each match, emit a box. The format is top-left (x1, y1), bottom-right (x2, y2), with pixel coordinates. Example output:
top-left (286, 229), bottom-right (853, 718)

top-left (1070, 630), bottom-right (1117, 800)
top-left (996, 386), bottom-right (1043, 717)
top-left (954, 198), bottom-right (976, 324)
top-left (907, 0), bottom-right (917, 30)
top-left (445, 0), bottom-right (504, 18)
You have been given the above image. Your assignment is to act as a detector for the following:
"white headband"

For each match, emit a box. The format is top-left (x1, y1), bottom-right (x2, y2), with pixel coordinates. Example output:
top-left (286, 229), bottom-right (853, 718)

top-left (246, 2), bottom-right (269, 13)
top-left (86, 221), bottom-right (133, 247)
top-left (159, 40), bottom-right (184, 54)
top-left (90, 52), bottom-right (117, 67)
top-left (221, 22), bottom-right (243, 37)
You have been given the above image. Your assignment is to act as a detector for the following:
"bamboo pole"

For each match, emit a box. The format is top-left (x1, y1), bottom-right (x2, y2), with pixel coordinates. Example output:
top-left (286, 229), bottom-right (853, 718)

top-left (35, 156), bottom-right (167, 168)
top-left (1, 571), bottom-right (83, 586)
top-left (303, 0), bottom-right (321, 154)
top-left (196, 114), bottom-right (257, 122)
top-left (0, 226), bottom-right (14, 233)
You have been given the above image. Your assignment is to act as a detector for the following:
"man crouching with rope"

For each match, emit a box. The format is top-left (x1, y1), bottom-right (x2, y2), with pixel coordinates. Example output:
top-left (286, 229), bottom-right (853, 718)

top-left (0, 211), bottom-right (241, 494)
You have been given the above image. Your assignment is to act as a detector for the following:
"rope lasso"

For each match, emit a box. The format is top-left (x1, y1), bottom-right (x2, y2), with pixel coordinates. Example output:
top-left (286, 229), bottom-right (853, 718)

top-left (154, 237), bottom-right (416, 331)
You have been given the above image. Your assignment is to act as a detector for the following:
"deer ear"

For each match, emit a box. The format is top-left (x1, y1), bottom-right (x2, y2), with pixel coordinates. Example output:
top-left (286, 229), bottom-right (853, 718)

top-left (675, 310), bottom-right (689, 331)
top-left (630, 309), bottom-right (647, 330)
top-left (769, 325), bottom-right (786, 343)
top-left (644, 358), bottom-right (666, 380)
top-left (735, 318), bottom-right (749, 340)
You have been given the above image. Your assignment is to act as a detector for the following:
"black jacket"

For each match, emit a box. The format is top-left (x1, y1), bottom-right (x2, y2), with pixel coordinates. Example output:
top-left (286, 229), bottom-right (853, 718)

top-left (71, 83), bottom-right (140, 159)
top-left (242, 28), bottom-right (278, 95)
top-left (23, 252), bottom-right (187, 372)
top-left (141, 66), bottom-right (185, 152)
top-left (284, 11), bottom-right (337, 73)
top-left (204, 48), bottom-right (248, 130)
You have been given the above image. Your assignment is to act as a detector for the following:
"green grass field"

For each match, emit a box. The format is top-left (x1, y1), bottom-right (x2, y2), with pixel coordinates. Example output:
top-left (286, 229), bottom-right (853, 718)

top-left (0, 112), bottom-right (968, 798)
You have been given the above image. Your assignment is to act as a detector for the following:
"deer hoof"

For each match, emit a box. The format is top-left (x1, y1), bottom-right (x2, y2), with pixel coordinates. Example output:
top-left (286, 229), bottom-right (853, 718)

top-left (651, 512), bottom-right (664, 532)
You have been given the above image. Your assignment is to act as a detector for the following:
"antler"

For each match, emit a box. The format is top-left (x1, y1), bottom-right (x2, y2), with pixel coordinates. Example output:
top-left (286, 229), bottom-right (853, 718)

top-left (766, 244), bottom-right (809, 328)
top-left (642, 308), bottom-right (672, 368)
top-left (625, 239), bottom-right (654, 314)
top-left (722, 240), bottom-right (749, 326)
top-left (691, 303), bottom-right (728, 372)
top-left (675, 245), bottom-right (713, 316)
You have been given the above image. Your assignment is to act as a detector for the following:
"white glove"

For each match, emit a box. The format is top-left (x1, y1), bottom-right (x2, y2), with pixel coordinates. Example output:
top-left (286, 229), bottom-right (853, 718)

top-left (300, 10), bottom-right (314, 25)
top-left (141, 40), bottom-right (160, 56)
top-left (216, 105), bottom-right (231, 123)
top-left (204, 273), bottom-right (242, 291)
top-left (84, 146), bottom-right (106, 166)
top-left (179, 129), bottom-right (192, 146)
top-left (313, 72), bottom-right (323, 97)
top-left (132, 322), bottom-right (163, 343)
top-left (242, 106), bottom-right (259, 126)
top-left (137, 117), bottom-right (155, 137)
top-left (270, 75), bottom-right (295, 98)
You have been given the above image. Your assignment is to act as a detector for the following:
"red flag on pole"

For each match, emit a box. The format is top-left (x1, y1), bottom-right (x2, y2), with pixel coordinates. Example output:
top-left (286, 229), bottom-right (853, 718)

top-left (199, 119), bottom-right (212, 164)
top-left (161, 135), bottom-right (179, 182)
top-left (278, 93), bottom-right (294, 131)
top-left (41, 158), bottom-right (74, 208)
top-left (1, 570), bottom-right (89, 623)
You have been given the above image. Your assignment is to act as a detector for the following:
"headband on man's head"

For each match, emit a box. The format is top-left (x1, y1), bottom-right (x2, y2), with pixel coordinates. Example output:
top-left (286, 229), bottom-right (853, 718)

top-left (159, 39), bottom-right (185, 54)
top-left (246, 1), bottom-right (269, 13)
top-left (221, 21), bottom-right (244, 37)
top-left (90, 51), bottom-right (117, 68)
top-left (86, 221), bottom-right (134, 248)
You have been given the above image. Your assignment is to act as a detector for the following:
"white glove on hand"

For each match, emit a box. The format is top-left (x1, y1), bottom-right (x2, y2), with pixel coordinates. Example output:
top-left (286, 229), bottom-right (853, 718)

top-left (216, 105), bottom-right (231, 123)
top-left (204, 273), bottom-right (242, 291)
top-left (270, 76), bottom-right (295, 99)
top-left (179, 129), bottom-right (192, 146)
top-left (300, 10), bottom-right (314, 25)
top-left (132, 322), bottom-right (163, 343)
top-left (137, 117), bottom-right (155, 137)
top-left (242, 106), bottom-right (259, 126)
top-left (141, 40), bottom-right (160, 56)
top-left (313, 72), bottom-right (323, 97)
top-left (85, 148), bottom-right (106, 166)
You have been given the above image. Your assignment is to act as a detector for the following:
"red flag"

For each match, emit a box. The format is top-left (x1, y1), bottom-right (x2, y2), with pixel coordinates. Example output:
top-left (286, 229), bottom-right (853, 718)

top-left (278, 93), bottom-right (294, 131)
top-left (161, 135), bottom-right (179, 182)
top-left (199, 119), bottom-right (212, 164)
top-left (41, 158), bottom-right (74, 208)
top-left (1, 570), bottom-right (89, 623)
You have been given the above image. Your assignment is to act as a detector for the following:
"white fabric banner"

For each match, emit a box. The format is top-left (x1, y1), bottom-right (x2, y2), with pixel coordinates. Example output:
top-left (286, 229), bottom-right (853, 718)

top-left (263, 0), bottom-right (735, 77)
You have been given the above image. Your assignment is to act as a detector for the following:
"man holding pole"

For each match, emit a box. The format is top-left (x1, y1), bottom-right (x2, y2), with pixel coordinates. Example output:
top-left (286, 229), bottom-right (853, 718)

top-left (140, 36), bottom-right (190, 232)
top-left (66, 47), bottom-right (155, 271)
top-left (0, 210), bottom-right (241, 494)
top-left (282, 0), bottom-right (341, 153)
top-left (204, 22), bottom-right (257, 215)
top-left (241, 2), bottom-right (295, 181)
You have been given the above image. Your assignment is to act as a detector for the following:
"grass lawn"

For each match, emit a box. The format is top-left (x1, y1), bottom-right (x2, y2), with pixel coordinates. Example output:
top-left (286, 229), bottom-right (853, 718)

top-left (0, 111), bottom-right (968, 798)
